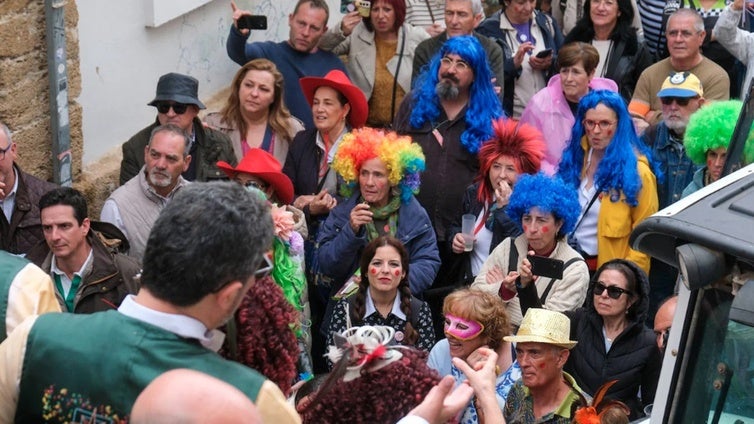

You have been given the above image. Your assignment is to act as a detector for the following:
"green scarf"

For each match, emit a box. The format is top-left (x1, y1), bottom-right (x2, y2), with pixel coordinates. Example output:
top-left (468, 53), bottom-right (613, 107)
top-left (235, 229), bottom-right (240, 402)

top-left (363, 194), bottom-right (401, 241)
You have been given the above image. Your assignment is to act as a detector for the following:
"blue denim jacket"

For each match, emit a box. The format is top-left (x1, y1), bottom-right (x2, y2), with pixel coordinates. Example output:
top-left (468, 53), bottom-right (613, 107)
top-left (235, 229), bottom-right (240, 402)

top-left (643, 123), bottom-right (699, 209)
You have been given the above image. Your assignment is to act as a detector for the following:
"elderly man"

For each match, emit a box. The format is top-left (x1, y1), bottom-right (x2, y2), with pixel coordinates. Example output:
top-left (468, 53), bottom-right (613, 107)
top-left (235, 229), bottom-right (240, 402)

top-left (226, 0), bottom-right (346, 128)
top-left (0, 182), bottom-right (300, 423)
top-left (629, 8), bottom-right (728, 125)
top-left (411, 0), bottom-right (505, 95)
top-left (119, 73), bottom-right (235, 185)
top-left (26, 187), bottom-right (140, 313)
top-left (503, 308), bottom-right (585, 423)
top-left (0, 122), bottom-right (57, 255)
top-left (0, 251), bottom-right (60, 343)
top-left (654, 296), bottom-right (677, 351)
top-left (102, 124), bottom-right (190, 262)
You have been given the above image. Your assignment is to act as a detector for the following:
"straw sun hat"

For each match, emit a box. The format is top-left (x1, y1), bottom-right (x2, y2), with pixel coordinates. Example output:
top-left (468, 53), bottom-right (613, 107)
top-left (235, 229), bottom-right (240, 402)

top-left (504, 308), bottom-right (577, 349)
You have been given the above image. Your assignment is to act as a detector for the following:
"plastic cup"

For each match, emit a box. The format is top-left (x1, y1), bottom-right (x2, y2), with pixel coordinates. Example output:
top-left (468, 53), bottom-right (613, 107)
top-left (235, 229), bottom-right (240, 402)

top-left (461, 214), bottom-right (476, 252)
top-left (357, 0), bottom-right (371, 17)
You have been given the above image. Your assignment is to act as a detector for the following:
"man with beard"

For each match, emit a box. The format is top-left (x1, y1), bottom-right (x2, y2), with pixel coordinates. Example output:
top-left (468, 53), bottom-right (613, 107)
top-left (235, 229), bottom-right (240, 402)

top-left (393, 35), bottom-right (502, 310)
top-left (0, 182), bottom-right (300, 423)
top-left (641, 72), bottom-right (703, 323)
top-left (102, 124), bottom-right (191, 262)
top-left (119, 73), bottom-right (236, 185)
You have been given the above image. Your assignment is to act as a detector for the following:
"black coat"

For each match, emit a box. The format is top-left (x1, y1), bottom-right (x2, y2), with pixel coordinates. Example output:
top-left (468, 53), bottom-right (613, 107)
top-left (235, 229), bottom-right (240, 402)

top-left (564, 21), bottom-right (656, 102)
top-left (564, 260), bottom-right (661, 419)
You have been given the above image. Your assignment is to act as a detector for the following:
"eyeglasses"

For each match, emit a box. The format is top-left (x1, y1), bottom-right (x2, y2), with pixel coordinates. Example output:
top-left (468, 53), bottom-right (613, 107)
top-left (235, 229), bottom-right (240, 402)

top-left (254, 252), bottom-right (274, 280)
top-left (238, 180), bottom-right (268, 190)
top-left (582, 119), bottom-right (617, 131)
top-left (440, 57), bottom-right (470, 72)
top-left (155, 102), bottom-right (189, 115)
top-left (593, 281), bottom-right (631, 299)
top-left (660, 96), bottom-right (697, 106)
top-left (0, 143), bottom-right (11, 160)
top-left (666, 29), bottom-right (702, 39)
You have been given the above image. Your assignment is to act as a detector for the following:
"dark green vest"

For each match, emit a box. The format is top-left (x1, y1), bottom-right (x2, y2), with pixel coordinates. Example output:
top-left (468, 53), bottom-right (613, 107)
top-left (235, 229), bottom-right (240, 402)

top-left (0, 253), bottom-right (30, 342)
top-left (15, 310), bottom-right (265, 422)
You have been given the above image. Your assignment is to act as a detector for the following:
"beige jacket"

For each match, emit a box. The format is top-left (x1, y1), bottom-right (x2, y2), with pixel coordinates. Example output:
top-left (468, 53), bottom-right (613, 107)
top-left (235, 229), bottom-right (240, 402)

top-left (319, 22), bottom-right (429, 100)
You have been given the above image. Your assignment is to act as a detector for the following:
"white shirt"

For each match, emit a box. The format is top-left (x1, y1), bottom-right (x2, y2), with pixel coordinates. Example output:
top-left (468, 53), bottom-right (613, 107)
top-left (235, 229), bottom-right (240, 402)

top-left (365, 287), bottom-right (406, 320)
top-left (50, 248), bottom-right (93, 297)
top-left (117, 295), bottom-right (225, 352)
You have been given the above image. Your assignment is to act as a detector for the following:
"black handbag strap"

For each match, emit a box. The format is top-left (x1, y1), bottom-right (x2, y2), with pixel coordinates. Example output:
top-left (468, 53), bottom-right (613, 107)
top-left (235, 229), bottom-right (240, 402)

top-left (390, 27), bottom-right (407, 121)
top-left (570, 189), bottom-right (600, 238)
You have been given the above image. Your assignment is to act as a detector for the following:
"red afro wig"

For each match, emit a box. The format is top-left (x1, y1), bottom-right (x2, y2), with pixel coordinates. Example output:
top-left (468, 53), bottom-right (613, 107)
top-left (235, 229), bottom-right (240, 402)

top-left (302, 349), bottom-right (440, 424)
top-left (221, 275), bottom-right (300, 395)
top-left (476, 118), bottom-right (546, 204)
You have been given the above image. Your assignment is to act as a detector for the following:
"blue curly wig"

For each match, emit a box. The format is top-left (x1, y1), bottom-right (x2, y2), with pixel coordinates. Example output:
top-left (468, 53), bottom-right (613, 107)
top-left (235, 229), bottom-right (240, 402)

top-left (506, 173), bottom-right (580, 238)
top-left (557, 90), bottom-right (657, 206)
top-left (409, 35), bottom-right (503, 154)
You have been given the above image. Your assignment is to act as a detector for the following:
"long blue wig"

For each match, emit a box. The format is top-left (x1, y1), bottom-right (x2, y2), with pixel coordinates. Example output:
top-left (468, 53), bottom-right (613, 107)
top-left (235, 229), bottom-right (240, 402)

top-left (506, 173), bottom-right (580, 238)
top-left (409, 35), bottom-right (503, 154)
top-left (557, 90), bottom-right (656, 206)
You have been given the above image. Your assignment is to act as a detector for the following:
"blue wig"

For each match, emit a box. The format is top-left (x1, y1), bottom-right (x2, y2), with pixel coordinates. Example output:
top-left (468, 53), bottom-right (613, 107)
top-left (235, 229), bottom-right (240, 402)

top-left (409, 35), bottom-right (503, 154)
top-left (557, 90), bottom-right (657, 206)
top-left (506, 173), bottom-right (580, 238)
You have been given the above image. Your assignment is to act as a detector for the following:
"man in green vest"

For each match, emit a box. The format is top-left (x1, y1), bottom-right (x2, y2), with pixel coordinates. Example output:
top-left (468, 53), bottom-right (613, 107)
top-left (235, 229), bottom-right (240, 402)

top-left (0, 251), bottom-right (60, 343)
top-left (0, 182), bottom-right (300, 423)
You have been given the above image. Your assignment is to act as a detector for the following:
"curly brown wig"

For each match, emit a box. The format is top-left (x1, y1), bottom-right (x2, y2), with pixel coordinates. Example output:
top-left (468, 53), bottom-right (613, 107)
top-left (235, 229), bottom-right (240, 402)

top-left (221, 275), bottom-right (300, 394)
top-left (302, 348), bottom-right (440, 424)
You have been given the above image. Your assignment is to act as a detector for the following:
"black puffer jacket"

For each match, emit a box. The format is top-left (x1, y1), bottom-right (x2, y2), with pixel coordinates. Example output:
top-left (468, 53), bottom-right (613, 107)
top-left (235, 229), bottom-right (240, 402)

top-left (564, 17), bottom-right (656, 102)
top-left (563, 259), bottom-right (661, 419)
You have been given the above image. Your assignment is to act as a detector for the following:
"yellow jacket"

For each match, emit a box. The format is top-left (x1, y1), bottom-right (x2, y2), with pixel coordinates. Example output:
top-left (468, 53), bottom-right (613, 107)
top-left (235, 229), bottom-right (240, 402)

top-left (594, 154), bottom-right (658, 273)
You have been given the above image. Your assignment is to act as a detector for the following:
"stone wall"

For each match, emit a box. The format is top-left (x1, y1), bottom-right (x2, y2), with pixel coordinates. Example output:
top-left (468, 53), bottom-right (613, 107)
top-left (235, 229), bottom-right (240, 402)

top-left (0, 0), bottom-right (82, 183)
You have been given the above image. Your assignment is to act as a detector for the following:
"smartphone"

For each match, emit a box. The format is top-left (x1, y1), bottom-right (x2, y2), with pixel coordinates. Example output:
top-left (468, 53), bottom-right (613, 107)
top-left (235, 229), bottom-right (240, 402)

top-left (340, 0), bottom-right (356, 13)
top-left (527, 254), bottom-right (564, 279)
top-left (535, 49), bottom-right (553, 59)
top-left (237, 15), bottom-right (267, 31)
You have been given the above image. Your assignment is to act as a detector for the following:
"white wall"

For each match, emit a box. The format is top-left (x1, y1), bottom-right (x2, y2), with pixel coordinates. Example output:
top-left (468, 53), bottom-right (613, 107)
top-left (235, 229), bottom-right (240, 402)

top-left (76, 0), bottom-right (321, 165)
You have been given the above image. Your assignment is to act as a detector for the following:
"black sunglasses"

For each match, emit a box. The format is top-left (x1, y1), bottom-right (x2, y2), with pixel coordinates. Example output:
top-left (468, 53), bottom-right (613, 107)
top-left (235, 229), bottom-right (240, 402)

top-left (155, 102), bottom-right (189, 115)
top-left (659, 96), bottom-right (695, 107)
top-left (593, 281), bottom-right (631, 299)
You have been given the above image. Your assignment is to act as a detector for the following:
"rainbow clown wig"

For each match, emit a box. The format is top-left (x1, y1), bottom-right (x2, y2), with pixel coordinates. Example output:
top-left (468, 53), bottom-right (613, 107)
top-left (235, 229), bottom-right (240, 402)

top-left (685, 100), bottom-right (754, 165)
top-left (506, 173), bottom-right (580, 239)
top-left (475, 118), bottom-right (546, 204)
top-left (409, 35), bottom-right (503, 154)
top-left (557, 90), bottom-right (658, 207)
top-left (332, 127), bottom-right (425, 203)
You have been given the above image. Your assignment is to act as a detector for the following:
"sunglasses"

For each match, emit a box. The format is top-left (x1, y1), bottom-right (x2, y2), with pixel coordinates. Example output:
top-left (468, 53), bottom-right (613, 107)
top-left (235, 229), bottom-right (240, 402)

top-left (593, 281), bottom-right (631, 299)
top-left (254, 252), bottom-right (274, 280)
top-left (660, 96), bottom-right (696, 106)
top-left (155, 102), bottom-right (189, 115)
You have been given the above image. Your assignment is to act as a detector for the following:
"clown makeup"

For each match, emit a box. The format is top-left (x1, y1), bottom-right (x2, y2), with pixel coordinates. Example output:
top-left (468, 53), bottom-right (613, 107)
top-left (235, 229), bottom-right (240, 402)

top-left (444, 314), bottom-right (484, 341)
top-left (367, 245), bottom-right (405, 295)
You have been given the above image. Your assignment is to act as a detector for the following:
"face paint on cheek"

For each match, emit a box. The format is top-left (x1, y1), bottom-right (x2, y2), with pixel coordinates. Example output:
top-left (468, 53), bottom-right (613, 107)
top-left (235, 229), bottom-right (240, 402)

top-left (444, 314), bottom-right (485, 341)
top-left (523, 224), bottom-right (529, 233)
top-left (393, 269), bottom-right (401, 277)
top-left (541, 226), bottom-right (549, 233)
top-left (370, 267), bottom-right (378, 275)
top-left (540, 362), bottom-right (546, 369)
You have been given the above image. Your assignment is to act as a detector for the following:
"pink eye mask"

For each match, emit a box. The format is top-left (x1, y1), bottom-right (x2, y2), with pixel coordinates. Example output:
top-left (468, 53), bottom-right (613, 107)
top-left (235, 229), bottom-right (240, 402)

top-left (444, 314), bottom-right (484, 341)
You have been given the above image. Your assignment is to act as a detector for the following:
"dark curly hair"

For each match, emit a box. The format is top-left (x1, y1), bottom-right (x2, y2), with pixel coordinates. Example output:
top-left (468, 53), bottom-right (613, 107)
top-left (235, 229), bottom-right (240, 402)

top-left (302, 348), bottom-right (440, 423)
top-left (221, 275), bottom-right (300, 394)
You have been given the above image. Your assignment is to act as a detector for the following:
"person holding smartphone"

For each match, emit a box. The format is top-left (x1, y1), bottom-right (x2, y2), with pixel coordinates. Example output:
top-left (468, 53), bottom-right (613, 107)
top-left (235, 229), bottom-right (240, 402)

top-left (318, 0), bottom-right (431, 127)
top-left (471, 173), bottom-right (590, 328)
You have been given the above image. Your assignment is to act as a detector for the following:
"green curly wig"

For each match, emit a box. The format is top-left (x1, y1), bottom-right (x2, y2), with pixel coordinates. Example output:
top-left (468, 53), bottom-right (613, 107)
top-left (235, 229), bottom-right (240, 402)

top-left (684, 100), bottom-right (754, 165)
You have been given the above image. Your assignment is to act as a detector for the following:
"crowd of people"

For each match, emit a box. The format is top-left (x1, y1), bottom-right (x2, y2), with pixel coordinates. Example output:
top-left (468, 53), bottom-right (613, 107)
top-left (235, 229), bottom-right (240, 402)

top-left (1, 0), bottom-right (754, 421)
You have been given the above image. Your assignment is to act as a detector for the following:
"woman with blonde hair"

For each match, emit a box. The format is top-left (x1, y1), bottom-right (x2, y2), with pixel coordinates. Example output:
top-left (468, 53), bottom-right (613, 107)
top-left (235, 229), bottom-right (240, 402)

top-left (205, 58), bottom-right (303, 165)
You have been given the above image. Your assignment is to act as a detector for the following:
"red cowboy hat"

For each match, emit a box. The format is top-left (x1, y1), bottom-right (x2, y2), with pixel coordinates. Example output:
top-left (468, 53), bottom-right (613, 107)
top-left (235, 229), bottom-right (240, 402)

top-left (300, 70), bottom-right (368, 129)
top-left (217, 149), bottom-right (294, 205)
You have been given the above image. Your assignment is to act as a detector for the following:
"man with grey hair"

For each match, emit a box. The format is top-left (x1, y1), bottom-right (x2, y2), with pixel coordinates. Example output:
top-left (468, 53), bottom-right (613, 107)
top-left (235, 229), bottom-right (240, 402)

top-left (629, 8), bottom-right (728, 126)
top-left (0, 122), bottom-right (57, 255)
top-left (0, 182), bottom-right (300, 423)
top-left (411, 0), bottom-right (505, 96)
top-left (101, 124), bottom-right (190, 262)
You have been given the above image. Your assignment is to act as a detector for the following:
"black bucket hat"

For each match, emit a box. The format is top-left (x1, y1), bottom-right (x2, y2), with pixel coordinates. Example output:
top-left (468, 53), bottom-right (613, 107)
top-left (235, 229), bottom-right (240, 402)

top-left (148, 73), bottom-right (206, 109)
